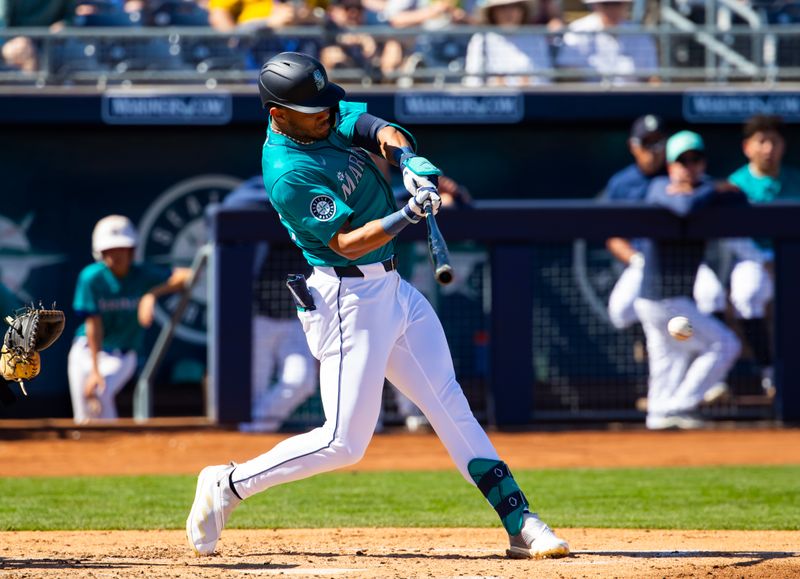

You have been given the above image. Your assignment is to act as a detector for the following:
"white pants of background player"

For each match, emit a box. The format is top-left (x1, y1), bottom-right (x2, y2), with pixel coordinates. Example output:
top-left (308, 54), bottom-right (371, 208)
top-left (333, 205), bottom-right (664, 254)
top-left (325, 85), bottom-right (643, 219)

top-left (633, 297), bottom-right (740, 428)
top-left (231, 263), bottom-right (499, 498)
top-left (609, 263), bottom-right (725, 329)
top-left (67, 336), bottom-right (137, 423)
top-left (250, 316), bottom-right (318, 431)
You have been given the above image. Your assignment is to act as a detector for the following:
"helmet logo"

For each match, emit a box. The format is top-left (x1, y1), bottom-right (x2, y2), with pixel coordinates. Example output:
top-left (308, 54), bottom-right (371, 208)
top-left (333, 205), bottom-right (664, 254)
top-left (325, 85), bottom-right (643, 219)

top-left (312, 69), bottom-right (325, 91)
top-left (310, 195), bottom-right (336, 221)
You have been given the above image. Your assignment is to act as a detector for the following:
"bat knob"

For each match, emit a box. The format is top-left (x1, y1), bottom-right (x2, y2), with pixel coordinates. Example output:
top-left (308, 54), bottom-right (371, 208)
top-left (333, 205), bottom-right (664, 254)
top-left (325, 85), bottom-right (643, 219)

top-left (435, 265), bottom-right (454, 285)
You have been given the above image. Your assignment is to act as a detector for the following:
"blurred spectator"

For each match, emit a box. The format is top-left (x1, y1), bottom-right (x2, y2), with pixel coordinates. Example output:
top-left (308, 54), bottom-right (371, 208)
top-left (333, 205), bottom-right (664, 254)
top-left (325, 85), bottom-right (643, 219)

top-left (209, 0), bottom-right (322, 67)
top-left (463, 0), bottom-right (553, 86)
top-left (601, 114), bottom-right (668, 331)
top-left (221, 177), bottom-right (319, 434)
top-left (383, 0), bottom-right (471, 28)
top-left (634, 131), bottom-right (743, 429)
top-left (208, 0), bottom-right (317, 29)
top-left (381, 0), bottom-right (474, 78)
top-left (726, 114), bottom-right (800, 396)
top-left (555, 0), bottom-right (658, 84)
top-left (320, 0), bottom-right (394, 80)
top-left (68, 215), bottom-right (191, 424)
top-left (1, 36), bottom-right (37, 72)
top-left (143, 0), bottom-right (210, 26)
top-left (729, 114), bottom-right (800, 203)
top-left (0, 0), bottom-right (77, 72)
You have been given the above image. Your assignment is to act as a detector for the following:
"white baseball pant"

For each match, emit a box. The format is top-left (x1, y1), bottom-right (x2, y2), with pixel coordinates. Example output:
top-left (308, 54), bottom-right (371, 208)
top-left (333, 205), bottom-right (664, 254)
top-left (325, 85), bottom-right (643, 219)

top-left (608, 263), bottom-right (725, 328)
top-left (251, 316), bottom-right (318, 428)
top-left (633, 296), bottom-right (740, 427)
top-left (67, 336), bottom-right (137, 423)
top-left (231, 263), bottom-right (499, 499)
top-left (730, 260), bottom-right (774, 319)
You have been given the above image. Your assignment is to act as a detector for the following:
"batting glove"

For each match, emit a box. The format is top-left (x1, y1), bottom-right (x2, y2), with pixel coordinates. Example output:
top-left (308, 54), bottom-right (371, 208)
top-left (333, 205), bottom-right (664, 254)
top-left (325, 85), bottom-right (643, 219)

top-left (400, 152), bottom-right (443, 198)
top-left (407, 187), bottom-right (442, 219)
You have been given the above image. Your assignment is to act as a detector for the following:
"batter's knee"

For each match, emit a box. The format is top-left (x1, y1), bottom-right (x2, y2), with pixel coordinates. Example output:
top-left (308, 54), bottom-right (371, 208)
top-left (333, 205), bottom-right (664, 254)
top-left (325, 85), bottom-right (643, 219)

top-left (326, 439), bottom-right (369, 468)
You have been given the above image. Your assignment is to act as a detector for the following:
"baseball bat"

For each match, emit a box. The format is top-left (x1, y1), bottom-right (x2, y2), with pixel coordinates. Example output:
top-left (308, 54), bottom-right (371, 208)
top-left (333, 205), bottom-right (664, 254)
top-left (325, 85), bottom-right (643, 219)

top-left (424, 202), bottom-right (454, 285)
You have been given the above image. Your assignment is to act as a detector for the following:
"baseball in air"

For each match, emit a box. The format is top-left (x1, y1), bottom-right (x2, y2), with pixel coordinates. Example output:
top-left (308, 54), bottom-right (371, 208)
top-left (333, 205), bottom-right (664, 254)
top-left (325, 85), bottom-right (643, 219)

top-left (667, 316), bottom-right (693, 340)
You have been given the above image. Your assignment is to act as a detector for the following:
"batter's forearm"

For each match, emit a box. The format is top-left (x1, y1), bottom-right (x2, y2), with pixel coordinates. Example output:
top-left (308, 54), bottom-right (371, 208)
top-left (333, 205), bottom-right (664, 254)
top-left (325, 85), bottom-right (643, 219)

top-left (377, 126), bottom-right (413, 166)
top-left (329, 219), bottom-right (395, 260)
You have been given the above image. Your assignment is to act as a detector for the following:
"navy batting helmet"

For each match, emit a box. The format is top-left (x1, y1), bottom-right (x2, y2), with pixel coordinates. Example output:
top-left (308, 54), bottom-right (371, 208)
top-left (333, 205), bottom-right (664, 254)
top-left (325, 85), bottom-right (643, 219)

top-left (258, 52), bottom-right (345, 113)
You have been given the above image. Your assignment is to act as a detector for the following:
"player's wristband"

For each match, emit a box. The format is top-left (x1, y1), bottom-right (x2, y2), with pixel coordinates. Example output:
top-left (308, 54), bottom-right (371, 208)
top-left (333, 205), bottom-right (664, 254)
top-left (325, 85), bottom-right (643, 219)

top-left (392, 146), bottom-right (416, 167)
top-left (381, 206), bottom-right (420, 236)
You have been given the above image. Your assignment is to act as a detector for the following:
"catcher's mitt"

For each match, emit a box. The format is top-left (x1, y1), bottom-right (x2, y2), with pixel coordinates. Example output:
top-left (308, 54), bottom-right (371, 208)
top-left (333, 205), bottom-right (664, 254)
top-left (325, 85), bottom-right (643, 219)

top-left (1, 306), bottom-right (65, 394)
top-left (0, 347), bottom-right (41, 383)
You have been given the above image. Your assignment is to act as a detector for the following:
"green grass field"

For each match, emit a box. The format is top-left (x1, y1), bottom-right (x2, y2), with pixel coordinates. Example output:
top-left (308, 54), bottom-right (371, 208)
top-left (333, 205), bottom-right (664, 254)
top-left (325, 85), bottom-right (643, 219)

top-left (1, 466), bottom-right (798, 531)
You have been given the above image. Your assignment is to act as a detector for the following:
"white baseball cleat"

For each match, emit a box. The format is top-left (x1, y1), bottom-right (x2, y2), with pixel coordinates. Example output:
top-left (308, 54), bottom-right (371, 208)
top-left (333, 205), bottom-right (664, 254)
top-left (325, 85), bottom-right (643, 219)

top-left (702, 383), bottom-right (729, 405)
top-left (506, 512), bottom-right (570, 559)
top-left (186, 463), bottom-right (241, 556)
top-left (646, 412), bottom-right (706, 430)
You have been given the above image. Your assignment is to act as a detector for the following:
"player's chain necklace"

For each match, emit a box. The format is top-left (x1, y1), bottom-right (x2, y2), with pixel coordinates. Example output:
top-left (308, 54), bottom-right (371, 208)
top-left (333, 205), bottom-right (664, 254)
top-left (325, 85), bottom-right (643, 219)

top-left (272, 126), bottom-right (315, 146)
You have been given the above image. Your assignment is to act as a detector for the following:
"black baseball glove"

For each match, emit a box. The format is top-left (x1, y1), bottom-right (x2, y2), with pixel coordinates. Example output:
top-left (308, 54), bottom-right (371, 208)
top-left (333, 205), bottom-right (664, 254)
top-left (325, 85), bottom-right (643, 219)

top-left (0, 306), bottom-right (65, 393)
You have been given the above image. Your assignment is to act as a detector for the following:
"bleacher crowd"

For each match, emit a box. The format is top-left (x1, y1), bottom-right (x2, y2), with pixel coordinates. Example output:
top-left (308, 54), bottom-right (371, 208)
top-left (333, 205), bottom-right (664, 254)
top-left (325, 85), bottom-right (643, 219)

top-left (1, 0), bottom-right (798, 85)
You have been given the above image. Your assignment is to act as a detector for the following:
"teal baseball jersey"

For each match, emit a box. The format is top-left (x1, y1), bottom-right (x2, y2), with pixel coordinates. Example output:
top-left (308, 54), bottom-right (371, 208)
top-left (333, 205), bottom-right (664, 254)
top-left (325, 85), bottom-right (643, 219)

top-left (262, 101), bottom-right (400, 267)
top-left (73, 262), bottom-right (171, 353)
top-left (729, 164), bottom-right (800, 203)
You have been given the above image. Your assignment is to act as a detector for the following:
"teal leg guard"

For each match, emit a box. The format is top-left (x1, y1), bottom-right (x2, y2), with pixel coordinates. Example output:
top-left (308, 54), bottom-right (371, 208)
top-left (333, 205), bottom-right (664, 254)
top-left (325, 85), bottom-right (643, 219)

top-left (468, 458), bottom-right (528, 536)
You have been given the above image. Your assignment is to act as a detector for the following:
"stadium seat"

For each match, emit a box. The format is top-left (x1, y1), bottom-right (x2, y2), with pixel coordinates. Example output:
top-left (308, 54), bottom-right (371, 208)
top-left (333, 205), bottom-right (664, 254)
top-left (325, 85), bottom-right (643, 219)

top-left (72, 0), bottom-right (144, 28)
top-left (147, 0), bottom-right (211, 26)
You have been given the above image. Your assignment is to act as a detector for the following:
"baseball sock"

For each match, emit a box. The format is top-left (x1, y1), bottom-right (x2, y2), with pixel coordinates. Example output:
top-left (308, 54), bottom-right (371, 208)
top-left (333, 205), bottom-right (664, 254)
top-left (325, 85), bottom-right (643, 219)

top-left (468, 458), bottom-right (528, 535)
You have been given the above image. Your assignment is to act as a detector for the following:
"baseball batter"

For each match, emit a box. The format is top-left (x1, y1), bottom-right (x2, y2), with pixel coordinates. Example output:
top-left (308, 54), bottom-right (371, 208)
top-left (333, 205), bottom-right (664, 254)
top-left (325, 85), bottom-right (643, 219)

top-left (187, 52), bottom-right (569, 560)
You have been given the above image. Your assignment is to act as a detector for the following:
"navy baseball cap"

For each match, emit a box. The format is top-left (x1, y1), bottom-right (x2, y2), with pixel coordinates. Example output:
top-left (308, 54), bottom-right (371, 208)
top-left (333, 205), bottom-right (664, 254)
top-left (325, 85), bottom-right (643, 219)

top-left (630, 115), bottom-right (666, 141)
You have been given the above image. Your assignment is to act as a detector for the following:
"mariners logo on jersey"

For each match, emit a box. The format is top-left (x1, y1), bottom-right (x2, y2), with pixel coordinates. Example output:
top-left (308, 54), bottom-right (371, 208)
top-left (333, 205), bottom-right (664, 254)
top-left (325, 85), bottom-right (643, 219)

top-left (338, 150), bottom-right (369, 199)
top-left (310, 195), bottom-right (336, 221)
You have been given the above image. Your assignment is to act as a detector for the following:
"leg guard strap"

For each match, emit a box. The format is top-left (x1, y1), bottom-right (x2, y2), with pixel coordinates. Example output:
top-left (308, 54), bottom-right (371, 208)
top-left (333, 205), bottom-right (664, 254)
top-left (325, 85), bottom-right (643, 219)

top-left (468, 458), bottom-right (528, 535)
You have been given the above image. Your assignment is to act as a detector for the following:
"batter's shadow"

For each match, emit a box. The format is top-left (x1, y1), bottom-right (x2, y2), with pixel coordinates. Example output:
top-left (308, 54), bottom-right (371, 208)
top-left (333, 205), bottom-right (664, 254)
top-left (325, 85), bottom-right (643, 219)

top-left (578, 550), bottom-right (798, 568)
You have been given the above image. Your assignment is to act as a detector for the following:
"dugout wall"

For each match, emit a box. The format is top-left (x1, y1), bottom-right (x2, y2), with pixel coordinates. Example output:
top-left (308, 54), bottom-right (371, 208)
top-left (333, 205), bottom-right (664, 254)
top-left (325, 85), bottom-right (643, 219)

top-left (1, 88), bottom-right (799, 422)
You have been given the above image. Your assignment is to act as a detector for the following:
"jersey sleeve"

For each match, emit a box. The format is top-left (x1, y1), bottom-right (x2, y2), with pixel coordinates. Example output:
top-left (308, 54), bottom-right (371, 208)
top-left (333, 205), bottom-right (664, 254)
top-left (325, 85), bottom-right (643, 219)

top-left (335, 101), bottom-right (369, 144)
top-left (73, 267), bottom-right (100, 316)
top-left (271, 171), bottom-right (354, 245)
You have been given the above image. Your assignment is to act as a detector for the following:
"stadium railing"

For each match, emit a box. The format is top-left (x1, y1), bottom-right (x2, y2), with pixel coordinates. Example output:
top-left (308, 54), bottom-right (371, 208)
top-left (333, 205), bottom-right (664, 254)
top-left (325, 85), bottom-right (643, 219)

top-left (209, 201), bottom-right (800, 428)
top-left (2, 24), bottom-right (800, 87)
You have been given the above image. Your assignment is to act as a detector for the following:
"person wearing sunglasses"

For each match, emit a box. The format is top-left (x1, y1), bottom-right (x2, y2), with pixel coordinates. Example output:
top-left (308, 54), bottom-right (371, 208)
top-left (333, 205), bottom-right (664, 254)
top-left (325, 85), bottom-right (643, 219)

top-left (630, 131), bottom-right (747, 429)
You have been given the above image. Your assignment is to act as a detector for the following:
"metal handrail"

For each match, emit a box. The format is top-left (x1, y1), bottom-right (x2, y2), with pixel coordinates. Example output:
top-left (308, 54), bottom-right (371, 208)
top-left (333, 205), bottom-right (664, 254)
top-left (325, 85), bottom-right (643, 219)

top-left (133, 243), bottom-right (210, 422)
top-left (3, 24), bottom-right (800, 86)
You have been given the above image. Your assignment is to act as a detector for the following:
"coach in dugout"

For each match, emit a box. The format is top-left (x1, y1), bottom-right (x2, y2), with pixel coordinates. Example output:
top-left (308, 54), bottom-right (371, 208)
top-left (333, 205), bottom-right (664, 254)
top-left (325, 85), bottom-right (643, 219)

top-left (68, 215), bottom-right (191, 423)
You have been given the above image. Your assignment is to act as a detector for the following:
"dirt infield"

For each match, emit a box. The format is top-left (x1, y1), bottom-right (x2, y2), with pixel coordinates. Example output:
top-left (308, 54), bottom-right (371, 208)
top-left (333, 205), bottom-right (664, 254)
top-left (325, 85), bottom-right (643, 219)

top-left (2, 428), bottom-right (800, 578)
